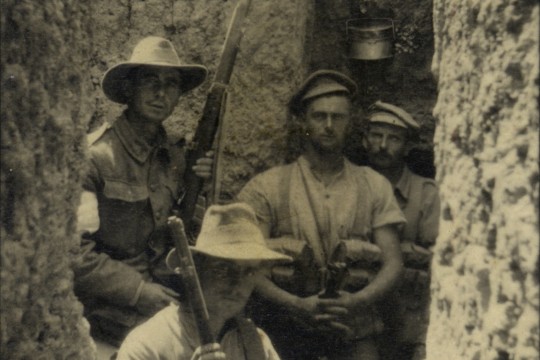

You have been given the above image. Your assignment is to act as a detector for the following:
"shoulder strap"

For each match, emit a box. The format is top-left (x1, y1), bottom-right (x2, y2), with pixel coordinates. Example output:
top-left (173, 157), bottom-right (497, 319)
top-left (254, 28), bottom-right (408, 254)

top-left (87, 121), bottom-right (111, 146)
top-left (272, 163), bottom-right (294, 237)
top-left (236, 317), bottom-right (266, 360)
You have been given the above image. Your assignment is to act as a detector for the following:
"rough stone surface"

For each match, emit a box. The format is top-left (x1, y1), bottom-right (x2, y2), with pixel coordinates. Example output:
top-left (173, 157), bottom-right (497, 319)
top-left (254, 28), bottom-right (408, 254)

top-left (1, 1), bottom-right (96, 359)
top-left (427, 1), bottom-right (539, 359)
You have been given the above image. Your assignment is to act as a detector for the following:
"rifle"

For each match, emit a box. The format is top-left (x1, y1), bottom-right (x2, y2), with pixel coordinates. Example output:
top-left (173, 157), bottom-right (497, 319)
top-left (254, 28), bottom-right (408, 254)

top-left (180, 0), bottom-right (253, 235)
top-left (167, 216), bottom-right (215, 345)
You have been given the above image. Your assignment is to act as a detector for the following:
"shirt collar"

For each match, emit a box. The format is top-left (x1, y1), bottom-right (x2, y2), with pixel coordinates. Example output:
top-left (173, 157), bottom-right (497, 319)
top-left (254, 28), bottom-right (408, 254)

top-left (298, 155), bottom-right (348, 184)
top-left (394, 166), bottom-right (412, 201)
top-left (113, 112), bottom-right (170, 163)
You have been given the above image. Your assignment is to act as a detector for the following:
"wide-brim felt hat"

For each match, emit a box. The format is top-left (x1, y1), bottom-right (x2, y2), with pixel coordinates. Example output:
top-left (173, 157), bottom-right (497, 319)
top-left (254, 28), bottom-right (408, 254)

top-left (166, 203), bottom-right (291, 269)
top-left (288, 69), bottom-right (358, 116)
top-left (102, 36), bottom-right (208, 104)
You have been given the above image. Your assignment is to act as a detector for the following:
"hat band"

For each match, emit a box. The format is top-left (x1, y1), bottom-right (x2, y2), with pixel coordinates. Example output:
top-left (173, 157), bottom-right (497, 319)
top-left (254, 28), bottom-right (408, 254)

top-left (369, 112), bottom-right (408, 128)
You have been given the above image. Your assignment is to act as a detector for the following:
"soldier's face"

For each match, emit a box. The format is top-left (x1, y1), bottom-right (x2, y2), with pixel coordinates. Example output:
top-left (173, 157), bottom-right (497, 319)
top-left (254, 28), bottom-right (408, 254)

top-left (200, 258), bottom-right (265, 318)
top-left (364, 123), bottom-right (409, 169)
top-left (304, 95), bottom-right (351, 154)
top-left (129, 67), bottom-right (183, 124)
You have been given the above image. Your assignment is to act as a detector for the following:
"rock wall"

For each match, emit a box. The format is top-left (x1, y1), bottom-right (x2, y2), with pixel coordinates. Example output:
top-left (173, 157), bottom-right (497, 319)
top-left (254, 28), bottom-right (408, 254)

top-left (1, 1), bottom-right (96, 359)
top-left (88, 0), bottom-right (313, 199)
top-left (427, 1), bottom-right (539, 359)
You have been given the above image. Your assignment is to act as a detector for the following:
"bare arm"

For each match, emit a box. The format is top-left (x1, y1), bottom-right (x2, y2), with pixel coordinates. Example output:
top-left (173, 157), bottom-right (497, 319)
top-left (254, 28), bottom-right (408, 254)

top-left (319, 224), bottom-right (403, 313)
top-left (351, 224), bottom-right (403, 305)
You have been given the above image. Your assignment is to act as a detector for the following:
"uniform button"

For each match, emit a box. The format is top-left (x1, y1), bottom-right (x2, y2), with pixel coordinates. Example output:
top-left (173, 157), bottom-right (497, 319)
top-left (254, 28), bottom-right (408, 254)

top-left (155, 211), bottom-right (162, 220)
top-left (150, 184), bottom-right (157, 192)
top-left (325, 194), bottom-right (330, 199)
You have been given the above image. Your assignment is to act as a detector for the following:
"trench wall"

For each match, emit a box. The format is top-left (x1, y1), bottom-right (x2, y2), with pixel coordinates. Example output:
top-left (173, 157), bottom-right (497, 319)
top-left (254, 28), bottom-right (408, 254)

top-left (427, 1), bottom-right (539, 359)
top-left (1, 1), bottom-right (96, 358)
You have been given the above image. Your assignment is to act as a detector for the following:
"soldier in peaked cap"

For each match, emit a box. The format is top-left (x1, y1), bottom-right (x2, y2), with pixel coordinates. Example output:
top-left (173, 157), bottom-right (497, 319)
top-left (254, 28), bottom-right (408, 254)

top-left (73, 36), bottom-right (215, 346)
top-left (117, 203), bottom-right (291, 360)
top-left (237, 70), bottom-right (406, 360)
top-left (363, 101), bottom-right (440, 360)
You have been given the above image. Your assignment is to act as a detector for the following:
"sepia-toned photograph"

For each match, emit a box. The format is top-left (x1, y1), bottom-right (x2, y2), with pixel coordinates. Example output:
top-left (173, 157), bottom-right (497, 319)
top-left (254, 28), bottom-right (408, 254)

top-left (1, 1), bottom-right (538, 359)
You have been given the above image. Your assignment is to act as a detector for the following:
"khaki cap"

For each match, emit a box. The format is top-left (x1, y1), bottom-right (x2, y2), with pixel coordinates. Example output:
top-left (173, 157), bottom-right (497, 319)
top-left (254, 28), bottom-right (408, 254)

top-left (367, 101), bottom-right (420, 130)
top-left (288, 70), bottom-right (358, 116)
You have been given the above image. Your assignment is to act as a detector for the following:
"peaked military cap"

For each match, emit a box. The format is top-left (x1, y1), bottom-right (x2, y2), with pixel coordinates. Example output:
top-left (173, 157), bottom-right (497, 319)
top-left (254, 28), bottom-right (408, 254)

top-left (367, 101), bottom-right (420, 130)
top-left (288, 70), bottom-right (358, 116)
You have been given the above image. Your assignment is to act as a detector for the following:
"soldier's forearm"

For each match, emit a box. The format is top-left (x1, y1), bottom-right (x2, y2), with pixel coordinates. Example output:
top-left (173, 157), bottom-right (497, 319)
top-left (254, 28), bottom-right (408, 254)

top-left (351, 225), bottom-right (403, 306)
top-left (254, 275), bottom-right (301, 312)
top-left (351, 256), bottom-right (403, 306)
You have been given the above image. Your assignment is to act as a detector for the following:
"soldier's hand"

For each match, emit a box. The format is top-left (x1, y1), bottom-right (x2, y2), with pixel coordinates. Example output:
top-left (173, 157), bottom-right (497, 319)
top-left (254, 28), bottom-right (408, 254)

top-left (316, 291), bottom-right (360, 339)
top-left (192, 151), bottom-right (214, 179)
top-left (135, 282), bottom-right (179, 316)
top-left (190, 343), bottom-right (226, 360)
top-left (295, 294), bottom-right (321, 318)
top-left (290, 294), bottom-right (324, 330)
top-left (318, 290), bottom-right (361, 313)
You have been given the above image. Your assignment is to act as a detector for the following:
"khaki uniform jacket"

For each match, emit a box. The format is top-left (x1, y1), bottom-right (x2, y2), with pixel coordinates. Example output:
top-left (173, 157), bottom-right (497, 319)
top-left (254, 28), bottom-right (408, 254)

top-left (74, 114), bottom-right (185, 309)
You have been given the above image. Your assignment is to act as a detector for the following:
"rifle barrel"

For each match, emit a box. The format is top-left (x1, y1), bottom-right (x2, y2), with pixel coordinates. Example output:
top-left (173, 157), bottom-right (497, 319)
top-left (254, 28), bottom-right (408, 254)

top-left (180, 0), bottom-right (253, 230)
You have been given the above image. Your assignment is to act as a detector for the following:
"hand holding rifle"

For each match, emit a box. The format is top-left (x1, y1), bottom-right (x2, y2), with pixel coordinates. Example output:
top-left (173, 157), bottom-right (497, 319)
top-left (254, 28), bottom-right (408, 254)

top-left (180, 0), bottom-right (253, 235)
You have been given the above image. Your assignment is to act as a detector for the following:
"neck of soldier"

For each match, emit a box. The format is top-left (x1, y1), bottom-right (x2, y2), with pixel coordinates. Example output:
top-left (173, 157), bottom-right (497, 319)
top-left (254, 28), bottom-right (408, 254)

top-left (125, 108), bottom-right (162, 145)
top-left (374, 163), bottom-right (405, 186)
top-left (304, 144), bottom-right (345, 185)
top-left (206, 304), bottom-right (237, 339)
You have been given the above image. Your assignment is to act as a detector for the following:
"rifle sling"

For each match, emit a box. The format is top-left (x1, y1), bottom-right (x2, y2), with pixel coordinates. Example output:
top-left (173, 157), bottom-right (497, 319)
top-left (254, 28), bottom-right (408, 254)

top-left (236, 317), bottom-right (266, 360)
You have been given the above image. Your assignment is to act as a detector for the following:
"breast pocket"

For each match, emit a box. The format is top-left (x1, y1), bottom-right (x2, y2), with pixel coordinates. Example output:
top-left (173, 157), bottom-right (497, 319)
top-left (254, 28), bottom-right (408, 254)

top-left (103, 179), bottom-right (148, 202)
top-left (99, 179), bottom-right (151, 255)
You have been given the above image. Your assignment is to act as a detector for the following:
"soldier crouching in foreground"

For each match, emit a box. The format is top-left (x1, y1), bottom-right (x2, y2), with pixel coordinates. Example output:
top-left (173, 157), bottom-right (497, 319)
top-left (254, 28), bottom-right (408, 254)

top-left (73, 36), bottom-right (214, 345)
top-left (237, 70), bottom-right (406, 360)
top-left (363, 102), bottom-right (440, 360)
top-left (116, 203), bottom-right (291, 359)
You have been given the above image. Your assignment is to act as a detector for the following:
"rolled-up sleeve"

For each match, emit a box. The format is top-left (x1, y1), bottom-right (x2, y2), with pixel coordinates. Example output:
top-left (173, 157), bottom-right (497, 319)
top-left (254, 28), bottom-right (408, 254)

top-left (236, 173), bottom-right (275, 229)
top-left (371, 174), bottom-right (407, 229)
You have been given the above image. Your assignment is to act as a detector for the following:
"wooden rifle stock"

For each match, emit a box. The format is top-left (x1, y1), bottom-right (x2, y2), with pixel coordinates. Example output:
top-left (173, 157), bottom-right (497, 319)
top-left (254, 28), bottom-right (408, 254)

top-left (180, 0), bottom-right (252, 232)
top-left (168, 216), bottom-right (215, 345)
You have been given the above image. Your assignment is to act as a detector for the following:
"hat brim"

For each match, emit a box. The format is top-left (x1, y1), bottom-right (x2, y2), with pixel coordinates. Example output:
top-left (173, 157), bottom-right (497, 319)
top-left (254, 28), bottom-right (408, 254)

top-left (101, 62), bottom-right (208, 104)
top-left (166, 244), bottom-right (291, 270)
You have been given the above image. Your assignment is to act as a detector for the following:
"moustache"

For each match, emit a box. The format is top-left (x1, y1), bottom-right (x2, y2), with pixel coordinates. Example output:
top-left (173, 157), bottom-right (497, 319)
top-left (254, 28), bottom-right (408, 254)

top-left (372, 151), bottom-right (393, 160)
